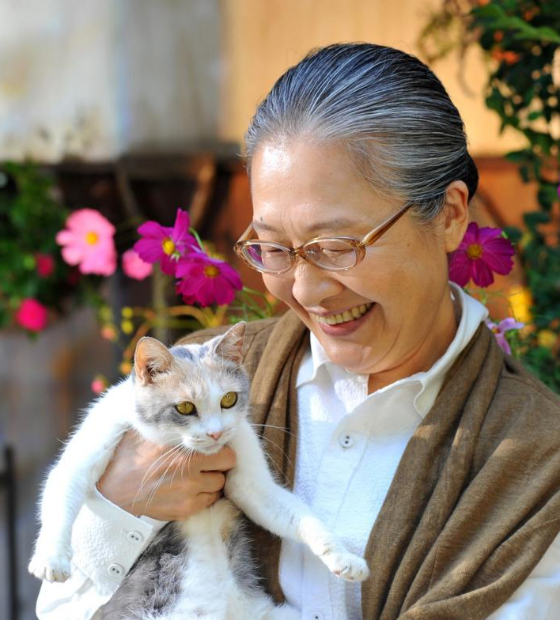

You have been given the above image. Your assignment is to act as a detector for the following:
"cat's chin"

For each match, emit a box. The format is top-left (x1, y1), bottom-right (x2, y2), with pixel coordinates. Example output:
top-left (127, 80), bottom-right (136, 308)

top-left (192, 443), bottom-right (227, 455)
top-left (183, 438), bottom-right (230, 455)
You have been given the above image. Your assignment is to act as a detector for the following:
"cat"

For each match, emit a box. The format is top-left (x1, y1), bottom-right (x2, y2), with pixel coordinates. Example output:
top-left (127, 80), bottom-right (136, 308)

top-left (29, 322), bottom-right (369, 620)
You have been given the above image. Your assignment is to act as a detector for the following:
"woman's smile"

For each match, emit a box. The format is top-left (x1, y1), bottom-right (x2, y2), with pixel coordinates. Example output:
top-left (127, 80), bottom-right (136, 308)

top-left (311, 302), bottom-right (375, 334)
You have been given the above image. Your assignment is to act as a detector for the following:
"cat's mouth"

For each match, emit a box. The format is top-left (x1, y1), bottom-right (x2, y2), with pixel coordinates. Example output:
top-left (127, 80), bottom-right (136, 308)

top-left (186, 430), bottom-right (234, 454)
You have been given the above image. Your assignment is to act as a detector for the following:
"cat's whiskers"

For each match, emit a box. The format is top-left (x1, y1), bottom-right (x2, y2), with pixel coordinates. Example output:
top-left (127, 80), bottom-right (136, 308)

top-left (251, 434), bottom-right (293, 485)
top-left (168, 447), bottom-right (192, 489)
top-left (144, 444), bottom-right (187, 508)
top-left (180, 447), bottom-right (196, 480)
top-left (134, 444), bottom-right (185, 511)
top-left (249, 422), bottom-right (296, 438)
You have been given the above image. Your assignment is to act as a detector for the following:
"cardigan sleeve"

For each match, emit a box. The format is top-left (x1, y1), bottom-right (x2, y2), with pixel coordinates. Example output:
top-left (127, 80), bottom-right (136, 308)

top-left (36, 488), bottom-right (166, 620)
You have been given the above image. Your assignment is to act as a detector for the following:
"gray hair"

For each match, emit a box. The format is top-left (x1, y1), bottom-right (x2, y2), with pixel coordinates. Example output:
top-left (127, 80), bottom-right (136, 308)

top-left (244, 43), bottom-right (478, 222)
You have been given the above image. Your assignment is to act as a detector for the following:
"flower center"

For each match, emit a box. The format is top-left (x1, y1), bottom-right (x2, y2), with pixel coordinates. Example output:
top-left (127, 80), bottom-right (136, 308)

top-left (162, 238), bottom-right (176, 255)
top-left (204, 265), bottom-right (220, 278)
top-left (467, 243), bottom-right (483, 260)
top-left (85, 231), bottom-right (99, 245)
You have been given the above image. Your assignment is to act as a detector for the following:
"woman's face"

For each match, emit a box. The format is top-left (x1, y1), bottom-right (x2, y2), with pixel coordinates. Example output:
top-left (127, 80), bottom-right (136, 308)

top-left (250, 140), bottom-right (468, 380)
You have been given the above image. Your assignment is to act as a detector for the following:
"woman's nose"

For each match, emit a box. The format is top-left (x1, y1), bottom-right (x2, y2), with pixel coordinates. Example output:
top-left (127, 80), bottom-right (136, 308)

top-left (291, 260), bottom-right (345, 308)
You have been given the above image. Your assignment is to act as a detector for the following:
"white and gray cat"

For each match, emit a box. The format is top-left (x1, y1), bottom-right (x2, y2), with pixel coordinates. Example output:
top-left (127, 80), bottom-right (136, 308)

top-left (29, 322), bottom-right (369, 620)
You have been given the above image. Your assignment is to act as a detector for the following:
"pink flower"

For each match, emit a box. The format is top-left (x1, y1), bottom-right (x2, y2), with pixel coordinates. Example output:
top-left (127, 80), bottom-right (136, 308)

top-left (486, 317), bottom-right (525, 355)
top-left (35, 253), bottom-right (55, 278)
top-left (176, 254), bottom-right (243, 307)
top-left (122, 249), bottom-right (153, 280)
top-left (56, 209), bottom-right (117, 276)
top-left (134, 209), bottom-right (197, 276)
top-left (449, 222), bottom-right (515, 287)
top-left (91, 374), bottom-right (109, 394)
top-left (15, 298), bottom-right (48, 332)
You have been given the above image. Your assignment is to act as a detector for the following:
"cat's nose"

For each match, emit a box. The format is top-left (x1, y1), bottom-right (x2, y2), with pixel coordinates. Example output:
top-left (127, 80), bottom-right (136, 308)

top-left (207, 431), bottom-right (223, 441)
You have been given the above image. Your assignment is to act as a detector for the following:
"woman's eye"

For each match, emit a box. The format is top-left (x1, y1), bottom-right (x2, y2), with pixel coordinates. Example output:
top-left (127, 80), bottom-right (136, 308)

top-left (220, 392), bottom-right (238, 409)
top-left (175, 401), bottom-right (196, 415)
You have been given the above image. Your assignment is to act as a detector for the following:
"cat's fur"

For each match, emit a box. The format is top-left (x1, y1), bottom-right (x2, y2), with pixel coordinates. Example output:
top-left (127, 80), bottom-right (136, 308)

top-left (29, 323), bottom-right (369, 620)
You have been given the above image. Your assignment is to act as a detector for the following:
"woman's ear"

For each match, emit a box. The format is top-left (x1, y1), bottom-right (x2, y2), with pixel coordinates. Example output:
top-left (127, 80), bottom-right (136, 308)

top-left (442, 180), bottom-right (470, 253)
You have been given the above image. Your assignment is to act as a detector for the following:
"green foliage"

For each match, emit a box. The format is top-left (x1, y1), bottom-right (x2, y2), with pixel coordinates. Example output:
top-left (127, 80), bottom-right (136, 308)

top-left (419, 0), bottom-right (560, 393)
top-left (0, 162), bottom-right (104, 332)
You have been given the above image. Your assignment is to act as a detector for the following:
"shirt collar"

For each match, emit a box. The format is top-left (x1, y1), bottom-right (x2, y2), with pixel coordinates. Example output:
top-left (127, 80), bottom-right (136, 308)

top-left (296, 283), bottom-right (489, 417)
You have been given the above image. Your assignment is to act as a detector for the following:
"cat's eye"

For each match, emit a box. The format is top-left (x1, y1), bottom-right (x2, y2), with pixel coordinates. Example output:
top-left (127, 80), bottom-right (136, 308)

top-left (220, 392), bottom-right (238, 409)
top-left (175, 401), bottom-right (196, 415)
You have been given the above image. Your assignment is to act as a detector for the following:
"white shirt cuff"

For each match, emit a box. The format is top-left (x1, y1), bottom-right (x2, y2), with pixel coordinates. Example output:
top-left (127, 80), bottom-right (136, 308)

top-left (70, 487), bottom-right (167, 596)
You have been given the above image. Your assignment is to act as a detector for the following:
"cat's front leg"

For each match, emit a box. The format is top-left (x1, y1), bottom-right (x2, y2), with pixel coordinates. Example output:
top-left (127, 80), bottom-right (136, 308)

top-left (29, 383), bottom-right (132, 582)
top-left (226, 421), bottom-right (369, 583)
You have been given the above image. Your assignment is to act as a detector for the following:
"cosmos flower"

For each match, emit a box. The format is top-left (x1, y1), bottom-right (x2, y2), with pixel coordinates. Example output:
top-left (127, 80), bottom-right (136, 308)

top-left (15, 298), bottom-right (49, 332)
top-left (56, 209), bottom-right (117, 276)
top-left (134, 209), bottom-right (197, 276)
top-left (449, 222), bottom-right (515, 287)
top-left (486, 317), bottom-right (524, 355)
top-left (175, 254), bottom-right (243, 307)
top-left (122, 248), bottom-right (153, 280)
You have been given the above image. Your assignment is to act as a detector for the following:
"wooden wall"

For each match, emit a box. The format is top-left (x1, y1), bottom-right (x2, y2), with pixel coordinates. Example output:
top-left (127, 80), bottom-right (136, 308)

top-left (219, 0), bottom-right (527, 156)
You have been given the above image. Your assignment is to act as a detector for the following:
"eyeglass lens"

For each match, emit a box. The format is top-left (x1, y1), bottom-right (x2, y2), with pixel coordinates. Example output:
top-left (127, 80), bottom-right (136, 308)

top-left (242, 239), bottom-right (358, 272)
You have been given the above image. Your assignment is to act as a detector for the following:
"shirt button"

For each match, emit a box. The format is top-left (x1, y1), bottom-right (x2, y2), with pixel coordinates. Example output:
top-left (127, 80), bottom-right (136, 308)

top-left (127, 530), bottom-right (144, 543)
top-left (108, 563), bottom-right (124, 578)
top-left (339, 433), bottom-right (354, 448)
top-left (312, 613), bottom-right (324, 620)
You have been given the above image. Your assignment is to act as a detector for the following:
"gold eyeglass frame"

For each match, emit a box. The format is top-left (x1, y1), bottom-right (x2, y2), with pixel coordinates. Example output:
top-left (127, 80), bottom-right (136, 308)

top-left (234, 203), bottom-right (412, 274)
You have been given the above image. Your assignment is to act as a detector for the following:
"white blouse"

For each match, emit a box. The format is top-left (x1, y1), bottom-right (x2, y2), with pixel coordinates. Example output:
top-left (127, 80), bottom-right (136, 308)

top-left (37, 284), bottom-right (560, 619)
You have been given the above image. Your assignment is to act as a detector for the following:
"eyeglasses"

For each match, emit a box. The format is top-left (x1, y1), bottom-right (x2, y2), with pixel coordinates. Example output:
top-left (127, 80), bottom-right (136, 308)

top-left (234, 203), bottom-right (412, 274)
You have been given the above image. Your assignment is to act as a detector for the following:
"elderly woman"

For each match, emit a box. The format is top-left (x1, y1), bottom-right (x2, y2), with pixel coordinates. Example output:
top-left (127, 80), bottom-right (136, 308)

top-left (38, 43), bottom-right (560, 620)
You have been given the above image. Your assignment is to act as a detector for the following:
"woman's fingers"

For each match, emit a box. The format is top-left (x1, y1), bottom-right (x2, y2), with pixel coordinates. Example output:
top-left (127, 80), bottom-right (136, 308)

top-left (199, 471), bottom-right (226, 493)
top-left (197, 446), bottom-right (237, 472)
top-left (97, 430), bottom-right (237, 521)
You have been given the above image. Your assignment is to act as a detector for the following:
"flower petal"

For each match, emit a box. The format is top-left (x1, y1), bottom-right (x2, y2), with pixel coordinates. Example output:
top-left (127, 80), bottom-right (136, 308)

top-left (448, 252), bottom-right (473, 287)
top-left (471, 258), bottom-right (495, 287)
top-left (498, 318), bottom-right (525, 332)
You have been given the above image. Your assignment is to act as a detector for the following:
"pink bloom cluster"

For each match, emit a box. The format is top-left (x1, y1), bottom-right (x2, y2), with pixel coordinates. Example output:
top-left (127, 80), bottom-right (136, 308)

top-left (449, 222), bottom-right (515, 288)
top-left (134, 209), bottom-right (242, 307)
top-left (56, 209), bottom-right (153, 280)
top-left (56, 209), bottom-right (117, 276)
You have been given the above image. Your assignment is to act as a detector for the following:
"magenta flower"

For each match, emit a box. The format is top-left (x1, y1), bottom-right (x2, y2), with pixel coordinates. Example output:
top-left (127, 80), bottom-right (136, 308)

top-left (35, 253), bottom-right (55, 278)
top-left (175, 254), bottom-right (243, 307)
top-left (56, 209), bottom-right (117, 276)
top-left (134, 209), bottom-right (197, 276)
top-left (15, 298), bottom-right (49, 332)
top-left (486, 317), bottom-right (525, 355)
top-left (122, 249), bottom-right (153, 280)
top-left (449, 222), bottom-right (515, 287)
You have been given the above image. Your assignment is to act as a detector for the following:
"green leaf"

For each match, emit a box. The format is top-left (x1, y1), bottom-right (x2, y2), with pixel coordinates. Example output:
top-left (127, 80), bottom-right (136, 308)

top-left (524, 211), bottom-right (550, 226)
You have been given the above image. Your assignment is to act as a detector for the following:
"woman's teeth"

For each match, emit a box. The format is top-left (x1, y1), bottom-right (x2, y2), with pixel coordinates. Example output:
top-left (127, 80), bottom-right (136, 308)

top-left (315, 303), bottom-right (373, 326)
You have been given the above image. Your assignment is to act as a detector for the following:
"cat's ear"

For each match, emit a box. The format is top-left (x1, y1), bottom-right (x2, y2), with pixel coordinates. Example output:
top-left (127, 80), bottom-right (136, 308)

top-left (134, 337), bottom-right (174, 385)
top-left (212, 322), bottom-right (246, 365)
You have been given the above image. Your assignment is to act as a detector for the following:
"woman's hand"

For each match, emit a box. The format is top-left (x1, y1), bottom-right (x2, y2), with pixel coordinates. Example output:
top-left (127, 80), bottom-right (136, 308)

top-left (97, 429), bottom-right (236, 521)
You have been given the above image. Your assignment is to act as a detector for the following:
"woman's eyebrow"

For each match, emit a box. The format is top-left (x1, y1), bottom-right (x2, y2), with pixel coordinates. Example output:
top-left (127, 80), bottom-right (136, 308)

top-left (252, 217), bottom-right (361, 234)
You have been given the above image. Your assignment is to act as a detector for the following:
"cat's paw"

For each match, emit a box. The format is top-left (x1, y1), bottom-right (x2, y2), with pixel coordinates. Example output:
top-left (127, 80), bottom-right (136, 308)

top-left (28, 551), bottom-right (72, 583)
top-left (321, 551), bottom-right (370, 582)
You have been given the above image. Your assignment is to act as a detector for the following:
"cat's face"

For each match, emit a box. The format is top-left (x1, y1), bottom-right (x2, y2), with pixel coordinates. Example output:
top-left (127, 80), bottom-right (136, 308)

top-left (132, 323), bottom-right (249, 454)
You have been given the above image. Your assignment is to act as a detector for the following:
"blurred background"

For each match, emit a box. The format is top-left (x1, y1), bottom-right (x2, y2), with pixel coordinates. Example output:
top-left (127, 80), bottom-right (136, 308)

top-left (1, 1), bottom-right (558, 618)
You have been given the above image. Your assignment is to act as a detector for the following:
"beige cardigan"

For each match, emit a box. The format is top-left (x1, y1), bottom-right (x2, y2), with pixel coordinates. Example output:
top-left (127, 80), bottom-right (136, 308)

top-left (179, 311), bottom-right (560, 620)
